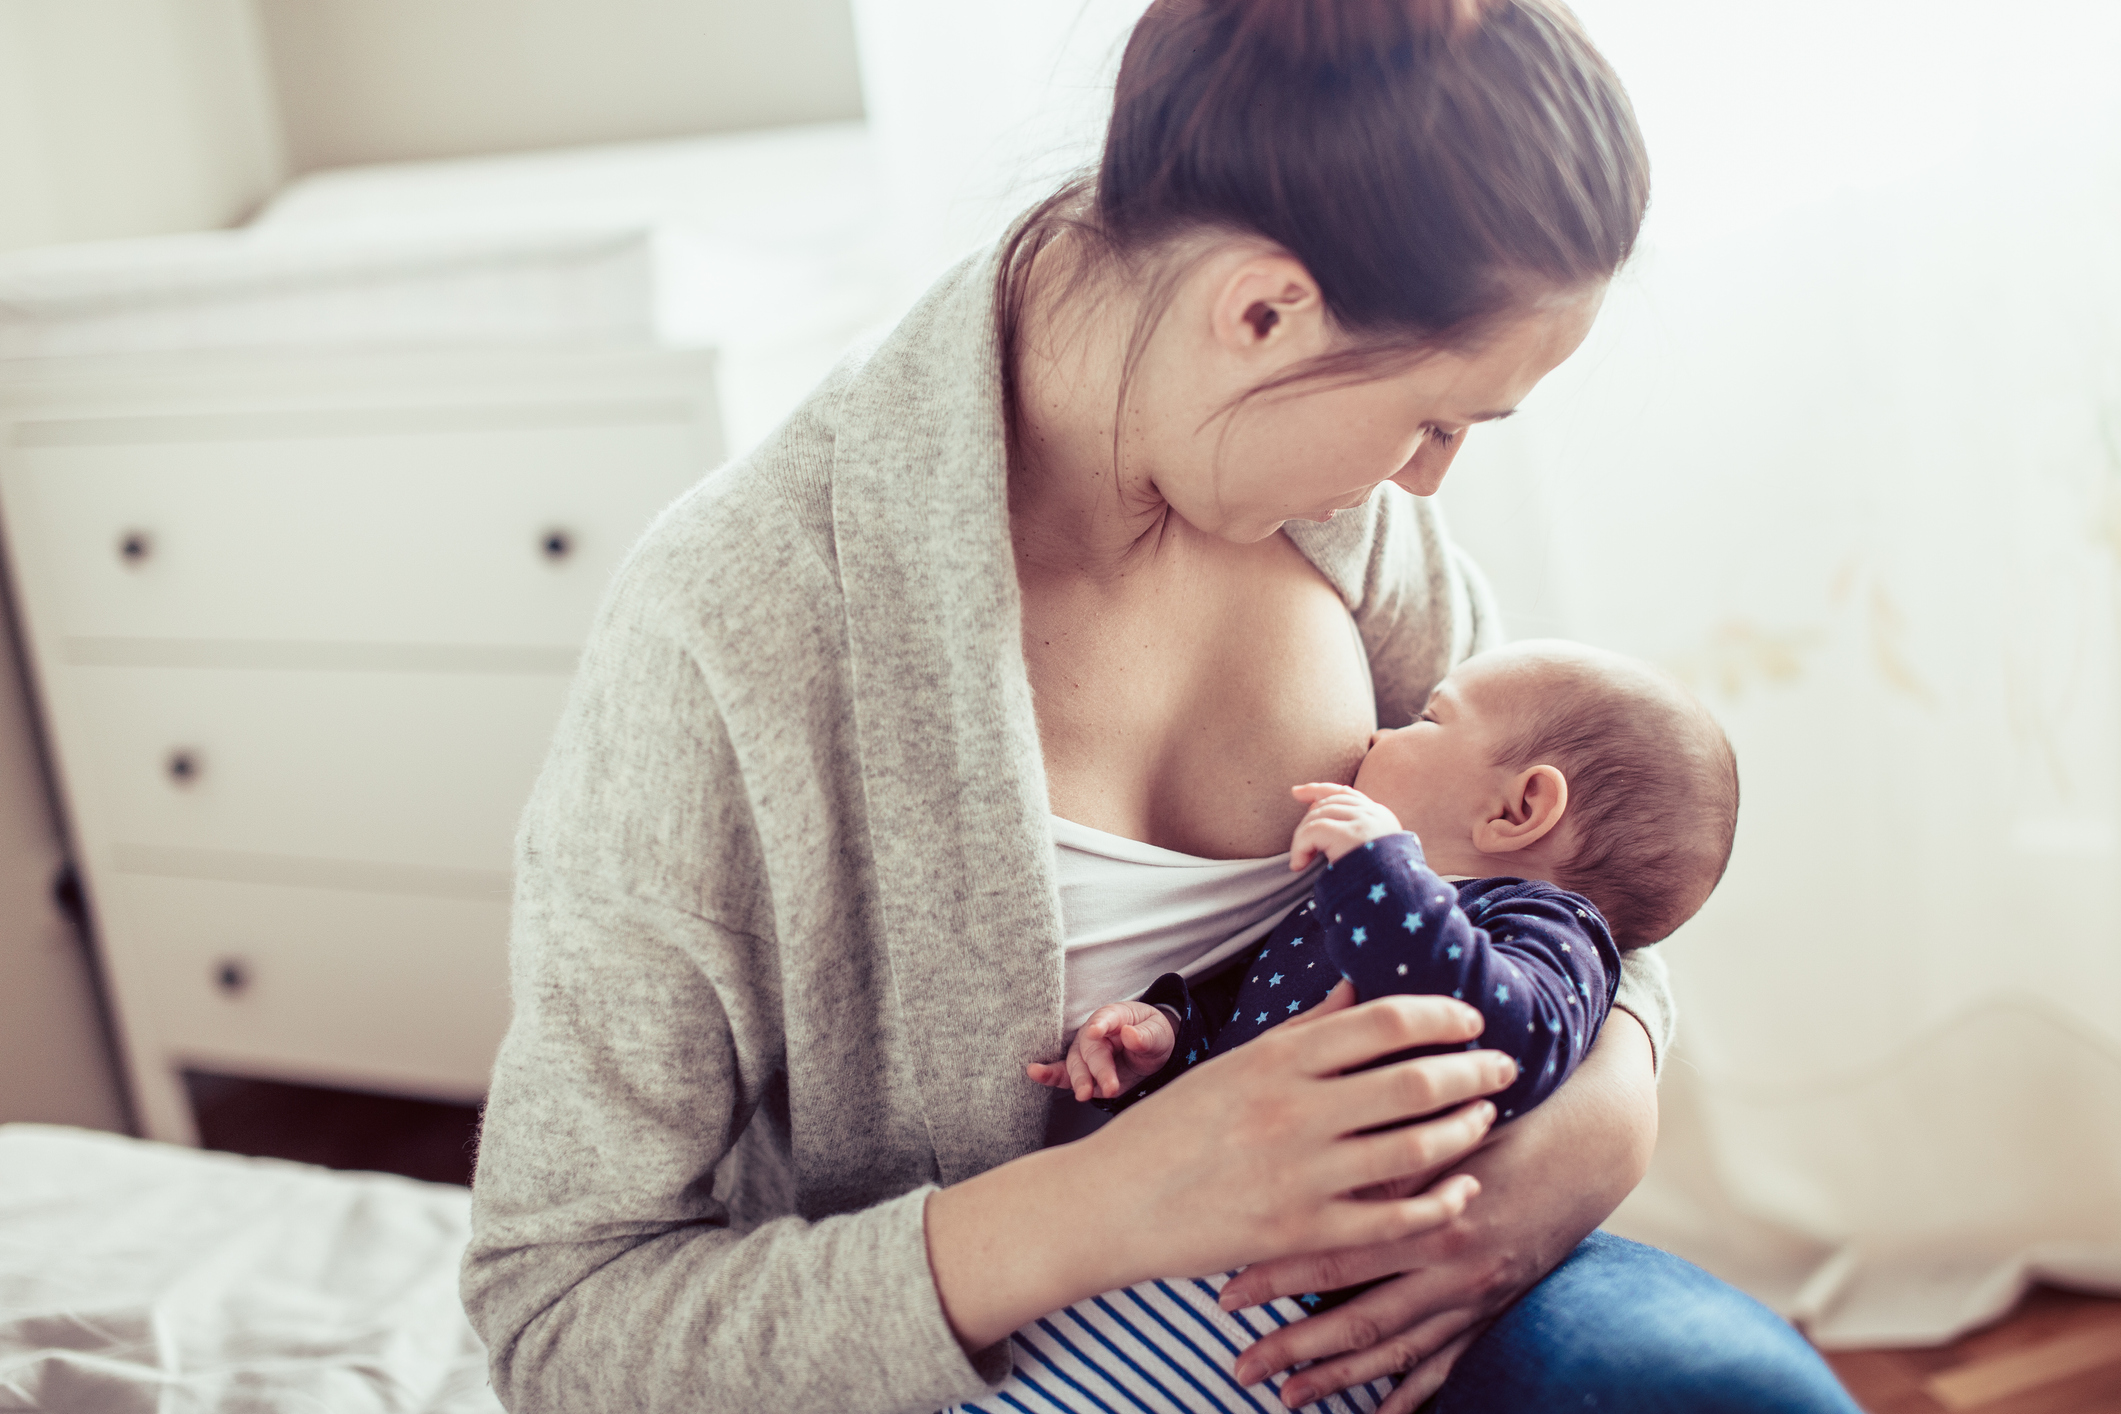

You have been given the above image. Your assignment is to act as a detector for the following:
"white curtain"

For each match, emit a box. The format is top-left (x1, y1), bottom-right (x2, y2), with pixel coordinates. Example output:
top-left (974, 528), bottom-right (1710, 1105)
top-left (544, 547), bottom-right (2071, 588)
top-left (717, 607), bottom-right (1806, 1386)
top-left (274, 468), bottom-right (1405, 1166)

top-left (1439, 1), bottom-right (2121, 1346)
top-left (850, 1), bottom-right (2121, 1346)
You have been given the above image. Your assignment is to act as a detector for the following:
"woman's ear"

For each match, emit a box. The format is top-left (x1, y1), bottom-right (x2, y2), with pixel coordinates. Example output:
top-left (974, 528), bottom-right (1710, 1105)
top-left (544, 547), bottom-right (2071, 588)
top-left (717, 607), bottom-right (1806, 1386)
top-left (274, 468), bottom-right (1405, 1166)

top-left (1212, 253), bottom-right (1322, 356)
top-left (1472, 764), bottom-right (1568, 855)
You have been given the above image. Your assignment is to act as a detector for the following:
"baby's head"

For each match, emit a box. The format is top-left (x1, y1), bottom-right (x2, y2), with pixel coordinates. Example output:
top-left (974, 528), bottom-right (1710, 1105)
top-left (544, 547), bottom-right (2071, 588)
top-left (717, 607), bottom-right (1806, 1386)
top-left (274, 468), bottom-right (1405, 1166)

top-left (1355, 640), bottom-right (1738, 949)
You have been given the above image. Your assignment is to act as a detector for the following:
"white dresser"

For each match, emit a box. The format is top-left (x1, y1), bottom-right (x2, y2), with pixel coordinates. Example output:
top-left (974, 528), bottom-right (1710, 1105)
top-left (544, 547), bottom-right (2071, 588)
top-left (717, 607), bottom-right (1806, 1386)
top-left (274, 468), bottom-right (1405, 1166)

top-left (0, 345), bottom-right (721, 1141)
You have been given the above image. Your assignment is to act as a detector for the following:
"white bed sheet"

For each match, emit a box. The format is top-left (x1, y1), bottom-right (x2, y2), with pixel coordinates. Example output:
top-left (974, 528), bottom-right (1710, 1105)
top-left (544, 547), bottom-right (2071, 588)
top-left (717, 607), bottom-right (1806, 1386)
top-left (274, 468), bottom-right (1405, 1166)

top-left (0, 1124), bottom-right (498, 1414)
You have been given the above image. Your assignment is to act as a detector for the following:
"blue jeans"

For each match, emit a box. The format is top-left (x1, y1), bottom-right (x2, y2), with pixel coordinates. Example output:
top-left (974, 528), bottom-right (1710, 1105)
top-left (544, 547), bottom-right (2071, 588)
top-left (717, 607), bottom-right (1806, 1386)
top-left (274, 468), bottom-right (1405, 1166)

top-left (1427, 1231), bottom-right (1861, 1413)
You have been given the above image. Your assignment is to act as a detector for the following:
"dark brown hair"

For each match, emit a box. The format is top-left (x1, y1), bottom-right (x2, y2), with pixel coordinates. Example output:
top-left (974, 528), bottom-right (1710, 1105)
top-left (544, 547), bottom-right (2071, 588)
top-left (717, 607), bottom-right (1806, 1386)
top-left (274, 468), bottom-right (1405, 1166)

top-left (997, 0), bottom-right (1650, 439)
top-left (1488, 648), bottom-right (1739, 949)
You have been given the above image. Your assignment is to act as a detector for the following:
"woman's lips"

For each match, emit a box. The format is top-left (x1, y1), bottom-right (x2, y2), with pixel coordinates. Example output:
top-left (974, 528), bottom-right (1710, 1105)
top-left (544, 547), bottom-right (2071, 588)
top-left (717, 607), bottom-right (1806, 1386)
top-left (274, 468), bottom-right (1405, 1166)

top-left (1310, 496), bottom-right (1371, 522)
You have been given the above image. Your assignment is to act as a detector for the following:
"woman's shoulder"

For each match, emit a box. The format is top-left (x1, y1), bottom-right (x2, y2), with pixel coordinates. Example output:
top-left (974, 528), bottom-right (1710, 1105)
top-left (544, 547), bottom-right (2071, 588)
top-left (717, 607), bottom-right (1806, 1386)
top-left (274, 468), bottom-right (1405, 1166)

top-left (599, 355), bottom-right (872, 652)
top-left (602, 250), bottom-right (1005, 654)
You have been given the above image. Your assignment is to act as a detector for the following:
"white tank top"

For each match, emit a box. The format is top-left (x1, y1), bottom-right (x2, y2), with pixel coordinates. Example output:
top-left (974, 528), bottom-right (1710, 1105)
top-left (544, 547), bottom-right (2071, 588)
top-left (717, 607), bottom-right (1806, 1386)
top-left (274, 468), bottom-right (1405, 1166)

top-left (1051, 814), bottom-right (1318, 1035)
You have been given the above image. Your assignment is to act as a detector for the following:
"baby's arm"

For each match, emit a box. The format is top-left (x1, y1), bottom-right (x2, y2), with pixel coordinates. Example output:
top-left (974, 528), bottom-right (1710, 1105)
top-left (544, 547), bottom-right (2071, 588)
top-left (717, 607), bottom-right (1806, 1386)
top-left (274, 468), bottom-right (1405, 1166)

top-left (1304, 813), bottom-right (1619, 1120)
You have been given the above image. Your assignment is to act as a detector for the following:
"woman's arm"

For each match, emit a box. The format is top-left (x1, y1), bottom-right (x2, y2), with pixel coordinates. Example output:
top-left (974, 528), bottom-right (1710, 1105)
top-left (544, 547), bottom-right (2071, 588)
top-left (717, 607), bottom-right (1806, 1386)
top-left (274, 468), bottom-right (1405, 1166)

top-left (1218, 1008), bottom-right (1659, 1412)
top-left (463, 600), bottom-right (1018, 1414)
top-left (925, 986), bottom-right (1523, 1351)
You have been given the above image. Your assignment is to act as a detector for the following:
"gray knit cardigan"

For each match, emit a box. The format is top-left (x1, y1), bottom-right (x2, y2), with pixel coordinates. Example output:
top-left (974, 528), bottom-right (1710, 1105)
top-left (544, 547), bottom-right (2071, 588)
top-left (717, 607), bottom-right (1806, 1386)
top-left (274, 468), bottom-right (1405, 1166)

top-left (461, 247), bottom-right (1675, 1414)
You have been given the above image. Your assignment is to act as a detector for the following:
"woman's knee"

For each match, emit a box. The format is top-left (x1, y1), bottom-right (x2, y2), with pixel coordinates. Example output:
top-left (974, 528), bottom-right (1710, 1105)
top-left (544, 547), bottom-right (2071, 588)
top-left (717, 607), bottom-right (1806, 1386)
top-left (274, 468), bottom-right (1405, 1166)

top-left (1433, 1232), bottom-right (1863, 1414)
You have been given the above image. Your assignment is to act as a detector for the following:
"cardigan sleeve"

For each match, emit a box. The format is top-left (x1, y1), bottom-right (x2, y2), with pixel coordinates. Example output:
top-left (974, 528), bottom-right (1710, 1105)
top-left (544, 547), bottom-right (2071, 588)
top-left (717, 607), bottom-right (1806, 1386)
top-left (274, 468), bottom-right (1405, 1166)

top-left (461, 602), bottom-right (1005, 1414)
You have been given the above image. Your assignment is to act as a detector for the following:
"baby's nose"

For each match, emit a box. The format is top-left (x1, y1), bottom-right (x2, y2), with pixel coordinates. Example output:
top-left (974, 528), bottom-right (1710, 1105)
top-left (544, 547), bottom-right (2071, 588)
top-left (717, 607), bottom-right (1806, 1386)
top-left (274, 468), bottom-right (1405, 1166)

top-left (1368, 728), bottom-right (1387, 749)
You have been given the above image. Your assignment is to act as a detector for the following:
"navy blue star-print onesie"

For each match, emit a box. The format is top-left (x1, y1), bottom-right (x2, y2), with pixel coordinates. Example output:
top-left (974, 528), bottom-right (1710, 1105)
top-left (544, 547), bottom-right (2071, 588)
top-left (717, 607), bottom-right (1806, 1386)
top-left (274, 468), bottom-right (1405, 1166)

top-left (1091, 832), bottom-right (1622, 1125)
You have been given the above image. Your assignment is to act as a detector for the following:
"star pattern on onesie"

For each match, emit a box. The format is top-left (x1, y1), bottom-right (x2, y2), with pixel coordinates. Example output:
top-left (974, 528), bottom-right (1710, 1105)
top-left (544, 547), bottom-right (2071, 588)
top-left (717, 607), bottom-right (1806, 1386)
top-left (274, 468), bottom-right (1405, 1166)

top-left (1089, 833), bottom-right (1623, 1152)
top-left (1209, 835), bottom-right (1618, 1106)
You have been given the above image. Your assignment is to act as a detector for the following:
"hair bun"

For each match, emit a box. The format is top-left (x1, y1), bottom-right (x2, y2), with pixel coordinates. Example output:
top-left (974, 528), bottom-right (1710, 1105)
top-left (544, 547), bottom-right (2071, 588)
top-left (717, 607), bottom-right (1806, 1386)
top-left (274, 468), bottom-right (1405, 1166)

top-left (994, 0), bottom-right (1645, 402)
top-left (1226, 0), bottom-right (1511, 61)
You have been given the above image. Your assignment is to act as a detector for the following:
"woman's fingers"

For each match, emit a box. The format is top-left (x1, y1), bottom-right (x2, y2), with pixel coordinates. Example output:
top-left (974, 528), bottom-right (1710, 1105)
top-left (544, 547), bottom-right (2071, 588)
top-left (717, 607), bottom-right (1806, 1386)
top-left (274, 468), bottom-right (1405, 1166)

top-left (1334, 1050), bottom-right (1513, 1143)
top-left (1289, 994), bottom-right (1487, 1077)
top-left (1270, 1309), bottom-right (1483, 1409)
top-left (1321, 1173), bottom-right (1479, 1251)
top-left (1232, 1266), bottom-right (1477, 1388)
top-left (1377, 1326), bottom-right (1483, 1414)
top-left (1324, 1099), bottom-right (1497, 1197)
top-left (1221, 1220), bottom-right (1439, 1310)
top-left (1315, 1171), bottom-right (1483, 1256)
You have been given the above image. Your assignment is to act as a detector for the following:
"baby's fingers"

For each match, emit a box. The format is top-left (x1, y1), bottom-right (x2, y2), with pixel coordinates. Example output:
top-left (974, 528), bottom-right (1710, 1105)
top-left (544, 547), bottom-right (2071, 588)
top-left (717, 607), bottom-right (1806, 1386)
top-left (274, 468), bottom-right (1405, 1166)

top-left (1025, 1061), bottom-right (1070, 1089)
top-left (1086, 1038), bottom-right (1127, 1097)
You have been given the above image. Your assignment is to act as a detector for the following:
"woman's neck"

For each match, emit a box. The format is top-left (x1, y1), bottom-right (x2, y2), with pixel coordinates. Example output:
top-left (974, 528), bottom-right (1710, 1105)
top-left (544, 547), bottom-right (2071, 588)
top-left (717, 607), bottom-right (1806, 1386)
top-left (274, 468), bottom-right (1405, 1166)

top-left (1007, 237), bottom-right (1182, 581)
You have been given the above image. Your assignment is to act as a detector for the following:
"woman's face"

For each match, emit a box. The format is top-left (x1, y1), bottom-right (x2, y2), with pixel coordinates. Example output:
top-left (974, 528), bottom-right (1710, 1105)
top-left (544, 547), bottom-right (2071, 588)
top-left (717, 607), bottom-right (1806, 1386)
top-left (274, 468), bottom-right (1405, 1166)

top-left (1132, 257), bottom-right (1604, 544)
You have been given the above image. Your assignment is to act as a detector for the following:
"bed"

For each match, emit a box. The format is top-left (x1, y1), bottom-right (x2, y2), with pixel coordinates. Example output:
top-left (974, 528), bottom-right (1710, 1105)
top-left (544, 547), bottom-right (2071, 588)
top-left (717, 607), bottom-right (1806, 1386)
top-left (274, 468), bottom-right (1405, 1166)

top-left (0, 1124), bottom-right (498, 1413)
top-left (0, 1124), bottom-right (1391, 1414)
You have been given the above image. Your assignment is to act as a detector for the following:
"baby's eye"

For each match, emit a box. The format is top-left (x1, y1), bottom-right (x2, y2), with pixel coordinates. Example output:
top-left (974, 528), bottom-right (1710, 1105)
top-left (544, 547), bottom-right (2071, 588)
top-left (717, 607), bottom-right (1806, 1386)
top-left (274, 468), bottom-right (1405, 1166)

top-left (1425, 426), bottom-right (1460, 447)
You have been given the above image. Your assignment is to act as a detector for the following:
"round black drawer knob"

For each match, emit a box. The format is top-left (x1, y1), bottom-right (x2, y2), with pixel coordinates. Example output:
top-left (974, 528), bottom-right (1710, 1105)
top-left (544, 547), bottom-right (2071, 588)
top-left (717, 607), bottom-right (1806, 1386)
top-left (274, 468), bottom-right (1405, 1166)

top-left (540, 528), bottom-right (573, 562)
top-left (213, 958), bottom-right (251, 996)
top-left (166, 749), bottom-right (201, 785)
top-left (118, 531), bottom-right (153, 565)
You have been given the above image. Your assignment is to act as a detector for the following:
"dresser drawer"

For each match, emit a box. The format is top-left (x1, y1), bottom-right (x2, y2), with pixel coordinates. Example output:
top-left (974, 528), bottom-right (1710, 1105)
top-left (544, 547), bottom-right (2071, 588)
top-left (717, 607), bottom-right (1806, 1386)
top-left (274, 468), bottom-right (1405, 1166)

top-left (0, 397), bottom-right (707, 648)
top-left (115, 874), bottom-right (509, 1099)
top-left (61, 665), bottom-right (567, 876)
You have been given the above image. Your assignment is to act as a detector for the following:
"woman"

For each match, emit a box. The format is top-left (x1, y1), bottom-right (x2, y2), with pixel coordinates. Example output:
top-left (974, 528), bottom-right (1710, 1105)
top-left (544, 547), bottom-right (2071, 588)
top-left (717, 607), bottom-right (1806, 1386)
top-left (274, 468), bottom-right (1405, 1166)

top-left (463, 2), bottom-right (1860, 1411)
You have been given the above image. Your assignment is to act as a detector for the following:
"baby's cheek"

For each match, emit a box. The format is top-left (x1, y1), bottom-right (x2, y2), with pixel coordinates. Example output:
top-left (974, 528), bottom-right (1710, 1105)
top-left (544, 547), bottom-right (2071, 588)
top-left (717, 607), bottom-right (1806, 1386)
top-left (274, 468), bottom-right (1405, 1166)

top-left (1349, 751), bottom-right (1401, 810)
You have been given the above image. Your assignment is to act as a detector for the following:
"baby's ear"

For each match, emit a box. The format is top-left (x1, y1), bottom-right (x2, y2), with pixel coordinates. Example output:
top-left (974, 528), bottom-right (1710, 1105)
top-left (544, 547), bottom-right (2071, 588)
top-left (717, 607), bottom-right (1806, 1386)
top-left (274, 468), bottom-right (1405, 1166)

top-left (1476, 764), bottom-right (1568, 854)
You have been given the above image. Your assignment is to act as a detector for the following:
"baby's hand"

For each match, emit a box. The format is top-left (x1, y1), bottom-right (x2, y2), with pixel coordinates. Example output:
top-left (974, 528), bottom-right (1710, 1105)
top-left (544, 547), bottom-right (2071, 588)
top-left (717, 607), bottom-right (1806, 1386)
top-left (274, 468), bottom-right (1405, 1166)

top-left (1288, 782), bottom-right (1404, 869)
top-left (1025, 1001), bottom-right (1177, 1102)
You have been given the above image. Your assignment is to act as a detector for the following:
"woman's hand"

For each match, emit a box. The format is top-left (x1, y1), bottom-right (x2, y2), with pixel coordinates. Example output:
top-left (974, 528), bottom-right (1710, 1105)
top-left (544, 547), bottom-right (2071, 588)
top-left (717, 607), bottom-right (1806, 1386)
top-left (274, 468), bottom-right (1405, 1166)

top-left (924, 984), bottom-right (1516, 1353)
top-left (1085, 986), bottom-right (1510, 1285)
top-left (1217, 1010), bottom-right (1660, 1411)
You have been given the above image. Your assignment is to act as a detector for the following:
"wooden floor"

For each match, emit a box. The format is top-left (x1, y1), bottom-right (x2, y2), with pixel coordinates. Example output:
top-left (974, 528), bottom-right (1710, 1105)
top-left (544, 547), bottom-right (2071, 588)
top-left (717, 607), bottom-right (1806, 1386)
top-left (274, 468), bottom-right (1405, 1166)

top-left (1826, 1288), bottom-right (2121, 1414)
top-left (183, 1072), bottom-right (2121, 1410)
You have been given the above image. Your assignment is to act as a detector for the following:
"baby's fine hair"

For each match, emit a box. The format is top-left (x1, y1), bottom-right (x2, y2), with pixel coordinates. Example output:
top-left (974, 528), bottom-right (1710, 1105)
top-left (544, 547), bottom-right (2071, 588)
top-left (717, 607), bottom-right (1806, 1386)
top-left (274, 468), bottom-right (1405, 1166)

top-left (1487, 642), bottom-right (1738, 949)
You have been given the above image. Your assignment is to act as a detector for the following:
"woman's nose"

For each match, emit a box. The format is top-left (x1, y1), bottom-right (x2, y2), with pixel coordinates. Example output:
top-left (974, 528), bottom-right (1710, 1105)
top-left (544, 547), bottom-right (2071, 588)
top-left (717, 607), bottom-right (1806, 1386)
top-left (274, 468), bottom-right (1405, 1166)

top-left (1391, 430), bottom-right (1467, 497)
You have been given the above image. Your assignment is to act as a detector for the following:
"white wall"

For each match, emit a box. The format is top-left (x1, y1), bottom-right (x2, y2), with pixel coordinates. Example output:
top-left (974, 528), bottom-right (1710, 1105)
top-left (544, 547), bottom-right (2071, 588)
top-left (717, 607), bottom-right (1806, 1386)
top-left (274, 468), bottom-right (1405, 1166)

top-left (847, 0), bottom-right (1145, 288)
top-left (0, 0), bottom-right (285, 253)
top-left (256, 0), bottom-right (865, 175)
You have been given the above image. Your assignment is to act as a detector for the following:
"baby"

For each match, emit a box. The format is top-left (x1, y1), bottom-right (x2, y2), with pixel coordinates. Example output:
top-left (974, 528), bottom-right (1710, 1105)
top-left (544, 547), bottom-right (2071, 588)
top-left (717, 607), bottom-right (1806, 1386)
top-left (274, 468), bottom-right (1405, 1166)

top-left (1029, 638), bottom-right (1738, 1139)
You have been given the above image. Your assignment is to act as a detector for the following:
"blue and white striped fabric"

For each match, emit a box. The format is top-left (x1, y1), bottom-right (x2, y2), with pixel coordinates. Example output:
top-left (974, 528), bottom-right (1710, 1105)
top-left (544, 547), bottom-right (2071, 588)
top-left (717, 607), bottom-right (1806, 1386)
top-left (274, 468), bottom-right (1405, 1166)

top-left (945, 1271), bottom-right (1394, 1414)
